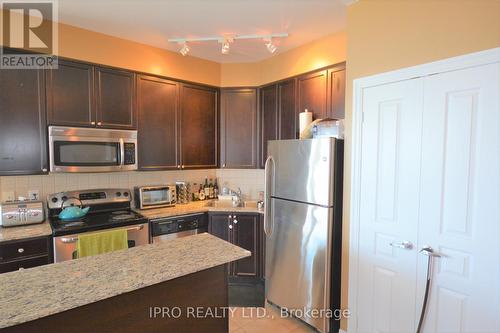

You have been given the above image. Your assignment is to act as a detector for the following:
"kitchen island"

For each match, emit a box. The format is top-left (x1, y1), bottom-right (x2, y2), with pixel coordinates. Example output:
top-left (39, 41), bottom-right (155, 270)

top-left (0, 233), bottom-right (250, 333)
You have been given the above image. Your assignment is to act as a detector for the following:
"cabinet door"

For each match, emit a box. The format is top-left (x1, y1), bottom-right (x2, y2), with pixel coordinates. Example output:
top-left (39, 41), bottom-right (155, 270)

top-left (137, 75), bottom-right (179, 170)
top-left (232, 214), bottom-right (260, 277)
top-left (0, 69), bottom-right (48, 175)
top-left (46, 60), bottom-right (95, 127)
top-left (95, 67), bottom-right (136, 129)
top-left (259, 84), bottom-right (278, 168)
top-left (278, 79), bottom-right (297, 139)
top-left (327, 68), bottom-right (345, 119)
top-left (180, 84), bottom-right (218, 169)
top-left (297, 70), bottom-right (327, 121)
top-left (208, 214), bottom-right (230, 242)
top-left (220, 88), bottom-right (257, 169)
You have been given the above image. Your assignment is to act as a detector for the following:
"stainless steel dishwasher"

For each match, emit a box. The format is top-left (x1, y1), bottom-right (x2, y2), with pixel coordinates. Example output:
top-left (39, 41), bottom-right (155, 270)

top-left (150, 213), bottom-right (208, 243)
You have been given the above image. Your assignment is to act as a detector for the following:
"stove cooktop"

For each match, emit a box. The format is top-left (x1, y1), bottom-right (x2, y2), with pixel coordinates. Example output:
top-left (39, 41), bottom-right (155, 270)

top-left (49, 210), bottom-right (147, 236)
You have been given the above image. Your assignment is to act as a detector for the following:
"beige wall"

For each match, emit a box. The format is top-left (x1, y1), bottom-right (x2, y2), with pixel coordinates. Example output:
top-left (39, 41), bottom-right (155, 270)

top-left (0, 10), bottom-right (221, 86)
top-left (220, 31), bottom-right (347, 86)
top-left (341, 0), bottom-right (500, 330)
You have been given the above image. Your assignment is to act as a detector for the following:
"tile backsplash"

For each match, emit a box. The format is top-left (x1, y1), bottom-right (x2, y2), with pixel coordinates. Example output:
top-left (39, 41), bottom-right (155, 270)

top-left (216, 169), bottom-right (265, 200)
top-left (0, 170), bottom-right (216, 203)
top-left (0, 169), bottom-right (264, 203)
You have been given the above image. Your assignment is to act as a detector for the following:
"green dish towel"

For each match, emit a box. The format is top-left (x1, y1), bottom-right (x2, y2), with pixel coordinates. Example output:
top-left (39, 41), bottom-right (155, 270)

top-left (76, 229), bottom-right (128, 258)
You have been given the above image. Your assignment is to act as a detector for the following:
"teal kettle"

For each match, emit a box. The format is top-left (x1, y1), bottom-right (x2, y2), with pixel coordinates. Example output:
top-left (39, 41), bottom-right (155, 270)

top-left (59, 197), bottom-right (90, 221)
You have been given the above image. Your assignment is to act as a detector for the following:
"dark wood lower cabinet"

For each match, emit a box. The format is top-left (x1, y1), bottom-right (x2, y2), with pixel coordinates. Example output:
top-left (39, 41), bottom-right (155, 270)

top-left (0, 68), bottom-right (48, 175)
top-left (0, 236), bottom-right (53, 274)
top-left (208, 212), bottom-right (263, 279)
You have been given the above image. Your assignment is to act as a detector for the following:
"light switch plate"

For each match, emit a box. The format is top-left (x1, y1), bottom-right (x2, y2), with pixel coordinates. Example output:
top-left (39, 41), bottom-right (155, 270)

top-left (28, 190), bottom-right (40, 201)
top-left (1, 191), bottom-right (15, 202)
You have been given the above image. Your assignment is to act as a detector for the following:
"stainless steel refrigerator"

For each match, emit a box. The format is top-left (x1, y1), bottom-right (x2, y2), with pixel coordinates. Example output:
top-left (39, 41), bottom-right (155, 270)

top-left (264, 138), bottom-right (343, 333)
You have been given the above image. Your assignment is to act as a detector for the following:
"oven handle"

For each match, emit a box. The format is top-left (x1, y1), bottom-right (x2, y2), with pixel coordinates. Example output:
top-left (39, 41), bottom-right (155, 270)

top-left (60, 224), bottom-right (145, 243)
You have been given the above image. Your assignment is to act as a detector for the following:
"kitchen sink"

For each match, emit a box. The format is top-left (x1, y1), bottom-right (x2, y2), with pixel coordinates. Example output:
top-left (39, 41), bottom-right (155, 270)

top-left (205, 200), bottom-right (258, 209)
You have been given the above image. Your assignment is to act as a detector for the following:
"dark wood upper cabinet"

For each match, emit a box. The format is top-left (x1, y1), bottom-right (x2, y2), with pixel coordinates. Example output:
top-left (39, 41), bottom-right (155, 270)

top-left (232, 214), bottom-right (260, 278)
top-left (327, 68), bottom-right (346, 119)
top-left (179, 84), bottom-right (218, 169)
top-left (0, 69), bottom-right (48, 175)
top-left (278, 78), bottom-right (297, 139)
top-left (46, 60), bottom-right (95, 127)
top-left (297, 70), bottom-right (327, 122)
top-left (259, 84), bottom-right (278, 168)
top-left (221, 88), bottom-right (257, 169)
top-left (95, 67), bottom-right (136, 129)
top-left (137, 75), bottom-right (179, 170)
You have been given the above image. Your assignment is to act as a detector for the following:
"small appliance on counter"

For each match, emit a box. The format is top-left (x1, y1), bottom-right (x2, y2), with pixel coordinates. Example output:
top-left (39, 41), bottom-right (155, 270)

top-left (0, 200), bottom-right (44, 227)
top-left (134, 185), bottom-right (176, 210)
top-left (47, 188), bottom-right (149, 263)
top-left (175, 181), bottom-right (190, 204)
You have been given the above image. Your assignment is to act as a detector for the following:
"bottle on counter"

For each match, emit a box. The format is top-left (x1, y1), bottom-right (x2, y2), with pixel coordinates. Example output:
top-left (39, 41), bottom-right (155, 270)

top-left (204, 177), bottom-right (210, 198)
top-left (209, 178), bottom-right (214, 199)
top-left (214, 178), bottom-right (219, 199)
top-left (199, 183), bottom-right (206, 201)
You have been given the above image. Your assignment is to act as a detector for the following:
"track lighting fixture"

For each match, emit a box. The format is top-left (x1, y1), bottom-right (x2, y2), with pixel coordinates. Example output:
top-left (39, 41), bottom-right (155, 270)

top-left (169, 33), bottom-right (288, 56)
top-left (179, 42), bottom-right (190, 56)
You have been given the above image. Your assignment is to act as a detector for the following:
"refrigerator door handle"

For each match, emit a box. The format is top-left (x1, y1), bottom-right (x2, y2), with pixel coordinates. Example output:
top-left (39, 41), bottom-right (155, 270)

top-left (264, 155), bottom-right (274, 236)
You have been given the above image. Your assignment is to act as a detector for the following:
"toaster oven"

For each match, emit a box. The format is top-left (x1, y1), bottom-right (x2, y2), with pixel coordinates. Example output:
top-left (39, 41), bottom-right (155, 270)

top-left (134, 185), bottom-right (176, 210)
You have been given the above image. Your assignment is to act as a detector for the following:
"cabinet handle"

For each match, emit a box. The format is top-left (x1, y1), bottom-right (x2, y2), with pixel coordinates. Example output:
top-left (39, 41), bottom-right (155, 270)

top-left (42, 168), bottom-right (47, 172)
top-left (229, 224), bottom-right (233, 230)
top-left (18, 248), bottom-right (24, 253)
top-left (181, 165), bottom-right (185, 169)
top-left (18, 267), bottom-right (24, 270)
top-left (233, 219), bottom-right (238, 224)
top-left (91, 121), bottom-right (96, 125)
top-left (229, 215), bottom-right (232, 219)
top-left (222, 163), bottom-right (226, 168)
top-left (177, 165), bottom-right (181, 169)
top-left (97, 122), bottom-right (102, 126)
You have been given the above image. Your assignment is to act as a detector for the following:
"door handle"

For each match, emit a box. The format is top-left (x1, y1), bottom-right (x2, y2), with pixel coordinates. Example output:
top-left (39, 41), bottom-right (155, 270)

top-left (263, 155), bottom-right (274, 236)
top-left (389, 240), bottom-right (413, 250)
top-left (420, 246), bottom-right (442, 257)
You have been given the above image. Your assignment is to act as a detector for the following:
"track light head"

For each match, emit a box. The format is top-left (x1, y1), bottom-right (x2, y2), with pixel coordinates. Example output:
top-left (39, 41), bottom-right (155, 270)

top-left (179, 42), bottom-right (190, 56)
top-left (264, 38), bottom-right (277, 54)
top-left (220, 37), bottom-right (233, 55)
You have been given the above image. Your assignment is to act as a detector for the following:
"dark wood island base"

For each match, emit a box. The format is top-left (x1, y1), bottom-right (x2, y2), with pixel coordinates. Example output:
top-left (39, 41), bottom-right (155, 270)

top-left (2, 265), bottom-right (229, 333)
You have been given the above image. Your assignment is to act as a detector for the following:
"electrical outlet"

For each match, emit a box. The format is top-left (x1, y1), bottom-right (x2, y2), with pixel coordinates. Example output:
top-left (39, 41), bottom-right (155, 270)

top-left (1, 191), bottom-right (15, 202)
top-left (28, 190), bottom-right (40, 201)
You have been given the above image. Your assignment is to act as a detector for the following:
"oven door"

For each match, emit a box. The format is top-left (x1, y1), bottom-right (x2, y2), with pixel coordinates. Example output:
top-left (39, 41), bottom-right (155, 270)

top-left (53, 223), bottom-right (149, 263)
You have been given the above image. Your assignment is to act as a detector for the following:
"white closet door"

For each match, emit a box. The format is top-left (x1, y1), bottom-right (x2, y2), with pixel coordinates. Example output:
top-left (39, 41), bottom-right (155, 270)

top-left (357, 78), bottom-right (424, 333)
top-left (417, 63), bottom-right (500, 333)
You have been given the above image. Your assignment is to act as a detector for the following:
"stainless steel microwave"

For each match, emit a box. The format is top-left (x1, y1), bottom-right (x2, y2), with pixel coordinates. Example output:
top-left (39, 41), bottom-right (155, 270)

top-left (134, 185), bottom-right (176, 209)
top-left (49, 126), bottom-right (138, 173)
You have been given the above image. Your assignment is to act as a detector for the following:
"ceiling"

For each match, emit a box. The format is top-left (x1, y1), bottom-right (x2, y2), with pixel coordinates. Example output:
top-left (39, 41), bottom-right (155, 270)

top-left (56, 0), bottom-right (347, 63)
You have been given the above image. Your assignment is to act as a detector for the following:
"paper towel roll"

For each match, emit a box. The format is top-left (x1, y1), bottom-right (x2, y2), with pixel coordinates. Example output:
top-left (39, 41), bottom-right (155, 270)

top-left (299, 109), bottom-right (313, 134)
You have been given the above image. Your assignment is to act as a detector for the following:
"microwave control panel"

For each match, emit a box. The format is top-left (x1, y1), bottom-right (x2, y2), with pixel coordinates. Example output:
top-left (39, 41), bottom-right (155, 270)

top-left (124, 143), bottom-right (136, 165)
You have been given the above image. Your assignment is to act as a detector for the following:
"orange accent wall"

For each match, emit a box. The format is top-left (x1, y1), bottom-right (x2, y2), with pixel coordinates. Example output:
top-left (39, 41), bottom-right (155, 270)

top-left (341, 1), bottom-right (500, 330)
top-left (220, 31), bottom-right (347, 87)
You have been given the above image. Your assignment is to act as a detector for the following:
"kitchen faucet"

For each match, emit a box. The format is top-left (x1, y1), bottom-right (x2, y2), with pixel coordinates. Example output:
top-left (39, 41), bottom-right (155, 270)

top-left (230, 187), bottom-right (242, 207)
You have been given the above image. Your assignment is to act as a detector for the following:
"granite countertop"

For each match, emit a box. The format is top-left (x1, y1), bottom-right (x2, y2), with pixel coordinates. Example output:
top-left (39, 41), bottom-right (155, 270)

top-left (0, 221), bottom-right (52, 243)
top-left (135, 200), bottom-right (264, 220)
top-left (0, 233), bottom-right (250, 329)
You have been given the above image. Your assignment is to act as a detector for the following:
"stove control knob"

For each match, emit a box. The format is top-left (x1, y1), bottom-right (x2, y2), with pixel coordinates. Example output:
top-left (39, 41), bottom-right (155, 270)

top-left (123, 192), bottom-right (129, 197)
top-left (116, 192), bottom-right (122, 197)
top-left (61, 196), bottom-right (68, 202)
top-left (51, 197), bottom-right (58, 203)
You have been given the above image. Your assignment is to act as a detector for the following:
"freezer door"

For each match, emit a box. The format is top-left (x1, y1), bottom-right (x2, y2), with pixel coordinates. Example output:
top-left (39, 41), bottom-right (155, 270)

top-left (265, 197), bottom-right (332, 333)
top-left (268, 138), bottom-right (336, 206)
